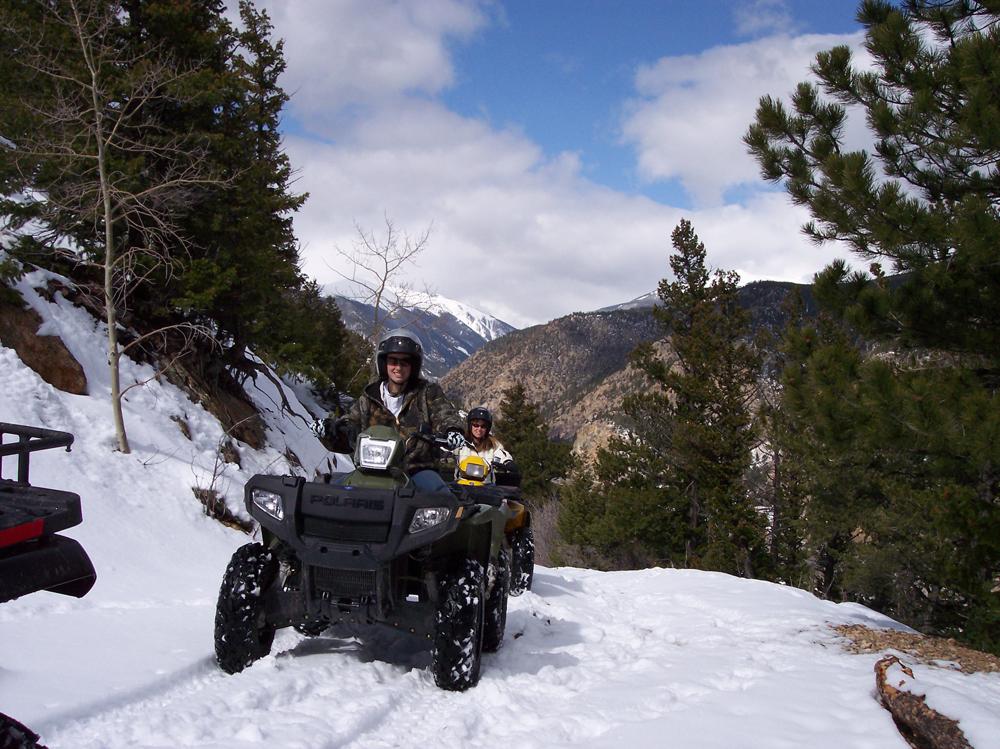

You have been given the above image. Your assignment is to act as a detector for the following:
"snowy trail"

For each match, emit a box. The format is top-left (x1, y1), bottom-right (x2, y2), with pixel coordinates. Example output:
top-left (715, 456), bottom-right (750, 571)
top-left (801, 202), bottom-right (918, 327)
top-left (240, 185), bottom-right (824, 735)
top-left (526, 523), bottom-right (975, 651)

top-left (28, 567), bottom-right (937, 749)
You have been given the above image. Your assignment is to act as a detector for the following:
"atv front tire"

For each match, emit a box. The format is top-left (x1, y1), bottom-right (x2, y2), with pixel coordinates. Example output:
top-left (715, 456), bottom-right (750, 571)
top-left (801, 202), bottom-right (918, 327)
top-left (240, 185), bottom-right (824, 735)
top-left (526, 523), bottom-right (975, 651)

top-left (432, 559), bottom-right (485, 691)
top-left (509, 525), bottom-right (535, 596)
top-left (483, 549), bottom-right (510, 653)
top-left (214, 543), bottom-right (277, 674)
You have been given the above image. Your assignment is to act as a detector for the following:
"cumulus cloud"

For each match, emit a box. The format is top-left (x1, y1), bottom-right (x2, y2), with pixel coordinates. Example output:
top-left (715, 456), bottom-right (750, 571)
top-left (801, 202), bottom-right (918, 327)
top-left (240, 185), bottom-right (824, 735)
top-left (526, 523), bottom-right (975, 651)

top-left (259, 0), bottom-right (490, 126)
top-left (253, 2), bottom-right (863, 328)
top-left (620, 31), bottom-right (866, 207)
top-left (734, 0), bottom-right (800, 37)
top-left (288, 114), bottom-right (848, 328)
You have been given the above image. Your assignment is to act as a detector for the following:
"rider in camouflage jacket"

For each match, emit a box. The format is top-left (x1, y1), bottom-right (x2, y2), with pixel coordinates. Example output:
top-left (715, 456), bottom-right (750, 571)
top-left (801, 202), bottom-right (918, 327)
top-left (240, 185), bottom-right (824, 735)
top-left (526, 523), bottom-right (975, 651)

top-left (332, 329), bottom-right (464, 474)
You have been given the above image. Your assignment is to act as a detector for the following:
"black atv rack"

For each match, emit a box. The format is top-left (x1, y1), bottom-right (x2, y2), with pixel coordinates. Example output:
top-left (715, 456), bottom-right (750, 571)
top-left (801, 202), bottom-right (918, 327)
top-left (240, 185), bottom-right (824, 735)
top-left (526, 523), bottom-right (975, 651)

top-left (0, 422), bottom-right (96, 603)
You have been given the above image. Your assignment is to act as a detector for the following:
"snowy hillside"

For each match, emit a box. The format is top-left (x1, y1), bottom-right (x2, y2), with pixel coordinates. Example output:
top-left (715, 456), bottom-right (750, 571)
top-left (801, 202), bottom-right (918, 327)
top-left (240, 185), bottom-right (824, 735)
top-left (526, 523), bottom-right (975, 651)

top-left (2, 272), bottom-right (999, 748)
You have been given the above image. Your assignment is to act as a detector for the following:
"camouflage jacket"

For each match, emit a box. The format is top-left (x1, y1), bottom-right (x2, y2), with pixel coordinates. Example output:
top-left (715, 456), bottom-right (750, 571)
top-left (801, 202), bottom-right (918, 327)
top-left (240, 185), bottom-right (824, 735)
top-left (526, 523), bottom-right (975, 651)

top-left (339, 378), bottom-right (464, 473)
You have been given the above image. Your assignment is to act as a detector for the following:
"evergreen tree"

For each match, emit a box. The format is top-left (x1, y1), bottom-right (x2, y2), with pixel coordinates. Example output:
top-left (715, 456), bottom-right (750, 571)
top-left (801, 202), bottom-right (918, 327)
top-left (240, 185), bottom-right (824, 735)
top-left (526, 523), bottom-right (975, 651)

top-left (166, 0), bottom-right (308, 374)
top-left (646, 220), bottom-right (767, 575)
top-left (746, 0), bottom-right (1000, 650)
top-left (2, 1), bottom-right (359, 402)
top-left (752, 292), bottom-right (812, 587)
top-left (560, 220), bottom-right (768, 577)
top-left (496, 383), bottom-right (573, 500)
top-left (0, 0), bottom-right (223, 452)
top-left (263, 280), bottom-right (368, 398)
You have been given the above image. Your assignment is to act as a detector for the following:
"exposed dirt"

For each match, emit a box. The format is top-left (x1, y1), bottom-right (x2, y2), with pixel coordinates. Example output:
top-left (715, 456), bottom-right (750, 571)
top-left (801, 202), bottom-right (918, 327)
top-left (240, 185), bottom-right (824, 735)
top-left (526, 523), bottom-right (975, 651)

top-left (834, 623), bottom-right (1000, 674)
top-left (0, 294), bottom-right (88, 395)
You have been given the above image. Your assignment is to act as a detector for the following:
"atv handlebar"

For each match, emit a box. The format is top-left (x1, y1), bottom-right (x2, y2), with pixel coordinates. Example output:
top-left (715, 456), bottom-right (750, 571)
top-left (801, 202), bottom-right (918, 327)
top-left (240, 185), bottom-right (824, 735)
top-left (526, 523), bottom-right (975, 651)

top-left (414, 425), bottom-right (472, 451)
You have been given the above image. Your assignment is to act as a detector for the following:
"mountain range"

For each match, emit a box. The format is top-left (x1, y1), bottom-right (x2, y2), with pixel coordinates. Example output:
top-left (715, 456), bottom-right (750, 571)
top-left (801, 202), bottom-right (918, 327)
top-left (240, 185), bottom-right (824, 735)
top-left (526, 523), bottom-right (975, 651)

top-left (441, 280), bottom-right (818, 459)
top-left (331, 289), bottom-right (515, 379)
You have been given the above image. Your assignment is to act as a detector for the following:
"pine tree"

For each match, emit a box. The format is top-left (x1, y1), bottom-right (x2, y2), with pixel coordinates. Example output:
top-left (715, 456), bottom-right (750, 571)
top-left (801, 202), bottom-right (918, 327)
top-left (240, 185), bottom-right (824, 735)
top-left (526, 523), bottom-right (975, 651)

top-left (644, 220), bottom-right (768, 576)
top-left (1, 1), bottom-right (362, 437)
top-left (496, 383), bottom-right (573, 501)
top-left (168, 1), bottom-right (308, 372)
top-left (746, 0), bottom-right (1000, 650)
top-left (559, 220), bottom-right (768, 576)
top-left (0, 0), bottom-right (224, 452)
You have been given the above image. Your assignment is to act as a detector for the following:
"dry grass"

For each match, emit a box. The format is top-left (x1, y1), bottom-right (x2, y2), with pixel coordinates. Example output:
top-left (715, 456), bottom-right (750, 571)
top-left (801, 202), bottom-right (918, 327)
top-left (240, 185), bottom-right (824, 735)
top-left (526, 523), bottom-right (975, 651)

top-left (834, 624), bottom-right (1000, 674)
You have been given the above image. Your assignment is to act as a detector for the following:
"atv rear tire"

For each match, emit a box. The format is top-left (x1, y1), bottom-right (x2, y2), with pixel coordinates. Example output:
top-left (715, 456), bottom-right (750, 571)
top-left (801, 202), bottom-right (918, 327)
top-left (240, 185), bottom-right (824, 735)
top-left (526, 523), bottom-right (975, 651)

top-left (483, 549), bottom-right (510, 653)
top-left (214, 543), bottom-right (277, 674)
top-left (432, 558), bottom-right (485, 691)
top-left (509, 525), bottom-right (534, 596)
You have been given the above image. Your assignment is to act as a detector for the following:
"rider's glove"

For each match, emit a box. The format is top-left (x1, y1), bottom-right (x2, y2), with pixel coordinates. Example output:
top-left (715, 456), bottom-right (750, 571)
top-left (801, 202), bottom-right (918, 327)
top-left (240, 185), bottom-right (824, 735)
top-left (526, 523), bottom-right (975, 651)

top-left (310, 418), bottom-right (328, 439)
top-left (444, 430), bottom-right (465, 450)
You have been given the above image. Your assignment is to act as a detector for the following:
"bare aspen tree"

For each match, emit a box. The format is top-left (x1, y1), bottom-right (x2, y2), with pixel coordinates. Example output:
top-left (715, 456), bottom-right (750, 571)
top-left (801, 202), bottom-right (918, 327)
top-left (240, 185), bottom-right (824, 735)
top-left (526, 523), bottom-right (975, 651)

top-left (0, 0), bottom-right (223, 453)
top-left (333, 216), bottom-right (435, 344)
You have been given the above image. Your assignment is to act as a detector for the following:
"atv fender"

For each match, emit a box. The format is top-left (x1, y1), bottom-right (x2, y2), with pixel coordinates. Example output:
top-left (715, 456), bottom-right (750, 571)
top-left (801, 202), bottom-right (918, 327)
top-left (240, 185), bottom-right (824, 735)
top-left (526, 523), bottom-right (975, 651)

top-left (456, 504), bottom-right (506, 570)
top-left (503, 500), bottom-right (530, 533)
top-left (0, 534), bottom-right (96, 603)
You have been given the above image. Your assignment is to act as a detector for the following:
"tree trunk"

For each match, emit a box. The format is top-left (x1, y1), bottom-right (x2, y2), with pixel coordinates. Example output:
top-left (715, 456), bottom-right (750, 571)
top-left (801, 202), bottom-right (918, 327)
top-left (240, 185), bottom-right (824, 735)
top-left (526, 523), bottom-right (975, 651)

top-left (875, 656), bottom-right (972, 749)
top-left (86, 24), bottom-right (130, 454)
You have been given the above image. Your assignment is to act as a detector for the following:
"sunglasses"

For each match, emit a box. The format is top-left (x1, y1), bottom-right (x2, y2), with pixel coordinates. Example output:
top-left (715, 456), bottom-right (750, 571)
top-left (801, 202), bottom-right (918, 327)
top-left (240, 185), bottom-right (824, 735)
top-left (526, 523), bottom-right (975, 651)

top-left (386, 356), bottom-right (412, 367)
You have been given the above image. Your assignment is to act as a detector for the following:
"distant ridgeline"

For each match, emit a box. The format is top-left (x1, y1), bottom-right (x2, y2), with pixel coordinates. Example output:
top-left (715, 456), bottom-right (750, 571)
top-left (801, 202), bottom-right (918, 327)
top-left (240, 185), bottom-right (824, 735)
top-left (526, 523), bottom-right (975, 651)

top-left (441, 280), bottom-right (820, 455)
top-left (333, 294), bottom-right (516, 380)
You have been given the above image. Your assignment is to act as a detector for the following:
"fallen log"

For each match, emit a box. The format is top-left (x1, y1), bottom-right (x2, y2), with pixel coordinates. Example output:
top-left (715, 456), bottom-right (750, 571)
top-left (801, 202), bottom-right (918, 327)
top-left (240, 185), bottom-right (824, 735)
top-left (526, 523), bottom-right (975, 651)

top-left (874, 655), bottom-right (973, 749)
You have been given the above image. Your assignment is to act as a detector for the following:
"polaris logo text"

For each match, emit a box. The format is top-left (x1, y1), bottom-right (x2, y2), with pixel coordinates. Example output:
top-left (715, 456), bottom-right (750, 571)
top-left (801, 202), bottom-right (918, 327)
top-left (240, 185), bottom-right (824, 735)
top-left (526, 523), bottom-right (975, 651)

top-left (308, 494), bottom-right (385, 510)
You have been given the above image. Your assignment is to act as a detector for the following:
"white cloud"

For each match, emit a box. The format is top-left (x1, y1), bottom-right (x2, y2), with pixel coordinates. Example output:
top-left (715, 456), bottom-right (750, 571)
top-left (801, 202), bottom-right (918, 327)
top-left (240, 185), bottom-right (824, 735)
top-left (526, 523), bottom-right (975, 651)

top-left (734, 0), bottom-right (799, 37)
top-left (621, 31), bottom-right (866, 207)
top-left (254, 4), bottom-right (864, 328)
top-left (260, 0), bottom-right (489, 125)
top-left (288, 113), bottom-right (849, 328)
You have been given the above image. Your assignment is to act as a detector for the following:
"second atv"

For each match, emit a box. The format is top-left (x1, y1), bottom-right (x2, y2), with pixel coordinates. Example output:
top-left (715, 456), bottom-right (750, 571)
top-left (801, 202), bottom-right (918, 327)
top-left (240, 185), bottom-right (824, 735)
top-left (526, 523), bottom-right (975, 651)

top-left (453, 453), bottom-right (534, 595)
top-left (214, 425), bottom-right (514, 691)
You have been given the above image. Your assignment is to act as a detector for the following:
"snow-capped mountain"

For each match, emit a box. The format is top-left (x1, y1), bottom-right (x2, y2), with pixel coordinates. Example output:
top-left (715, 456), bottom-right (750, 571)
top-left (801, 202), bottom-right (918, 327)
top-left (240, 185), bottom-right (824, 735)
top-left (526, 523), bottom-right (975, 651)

top-left (330, 287), bottom-right (516, 379)
top-left (596, 290), bottom-right (658, 312)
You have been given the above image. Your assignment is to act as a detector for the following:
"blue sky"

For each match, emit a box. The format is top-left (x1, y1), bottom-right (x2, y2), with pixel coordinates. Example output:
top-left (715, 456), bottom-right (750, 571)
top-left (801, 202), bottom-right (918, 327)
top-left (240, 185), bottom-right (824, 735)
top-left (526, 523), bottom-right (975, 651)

top-left (442, 1), bottom-right (862, 206)
top-left (258, 0), bottom-right (869, 327)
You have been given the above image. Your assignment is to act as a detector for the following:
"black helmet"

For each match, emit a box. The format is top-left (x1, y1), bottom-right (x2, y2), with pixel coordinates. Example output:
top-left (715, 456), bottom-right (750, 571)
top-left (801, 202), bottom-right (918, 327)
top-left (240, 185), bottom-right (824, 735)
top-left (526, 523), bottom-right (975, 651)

top-left (376, 328), bottom-right (423, 381)
top-left (467, 406), bottom-right (492, 433)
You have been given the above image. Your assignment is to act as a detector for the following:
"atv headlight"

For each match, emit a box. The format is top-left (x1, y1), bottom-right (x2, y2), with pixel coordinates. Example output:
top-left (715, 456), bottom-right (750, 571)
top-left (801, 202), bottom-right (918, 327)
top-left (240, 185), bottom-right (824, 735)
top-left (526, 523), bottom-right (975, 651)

top-left (409, 507), bottom-right (450, 533)
top-left (358, 435), bottom-right (398, 470)
top-left (251, 488), bottom-right (284, 521)
top-left (458, 460), bottom-right (487, 482)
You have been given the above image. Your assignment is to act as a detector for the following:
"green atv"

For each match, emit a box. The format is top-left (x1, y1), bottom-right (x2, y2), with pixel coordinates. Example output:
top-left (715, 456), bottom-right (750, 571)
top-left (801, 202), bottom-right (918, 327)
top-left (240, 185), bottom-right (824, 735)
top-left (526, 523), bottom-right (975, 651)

top-left (214, 425), bottom-right (515, 691)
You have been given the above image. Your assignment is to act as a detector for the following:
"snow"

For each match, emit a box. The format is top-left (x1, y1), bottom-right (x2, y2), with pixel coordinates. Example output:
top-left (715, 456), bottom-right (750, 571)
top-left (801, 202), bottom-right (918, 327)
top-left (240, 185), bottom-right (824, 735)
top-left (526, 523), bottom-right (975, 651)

top-left (384, 286), bottom-right (514, 341)
top-left (2, 271), bottom-right (1000, 748)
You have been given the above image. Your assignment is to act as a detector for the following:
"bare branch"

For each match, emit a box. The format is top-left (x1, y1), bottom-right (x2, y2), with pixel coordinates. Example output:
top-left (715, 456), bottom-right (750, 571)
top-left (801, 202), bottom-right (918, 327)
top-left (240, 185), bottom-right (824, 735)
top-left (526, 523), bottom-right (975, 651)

top-left (329, 215), bottom-right (435, 341)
